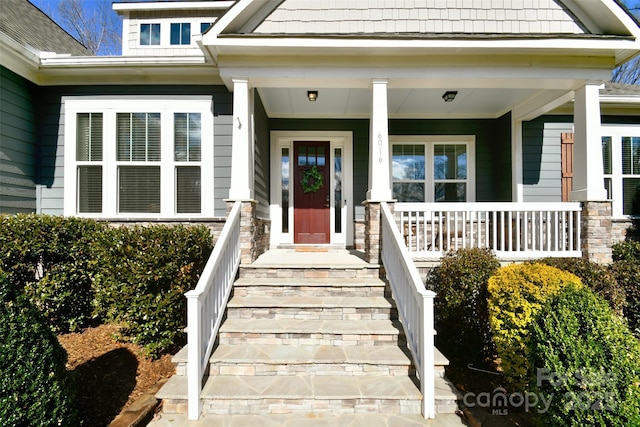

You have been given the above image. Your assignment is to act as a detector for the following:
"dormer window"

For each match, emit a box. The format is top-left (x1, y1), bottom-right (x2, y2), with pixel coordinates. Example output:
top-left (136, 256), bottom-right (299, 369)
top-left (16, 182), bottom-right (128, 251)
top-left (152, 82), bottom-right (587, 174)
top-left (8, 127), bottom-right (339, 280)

top-left (140, 23), bottom-right (160, 45)
top-left (171, 23), bottom-right (191, 45)
top-left (200, 23), bottom-right (212, 33)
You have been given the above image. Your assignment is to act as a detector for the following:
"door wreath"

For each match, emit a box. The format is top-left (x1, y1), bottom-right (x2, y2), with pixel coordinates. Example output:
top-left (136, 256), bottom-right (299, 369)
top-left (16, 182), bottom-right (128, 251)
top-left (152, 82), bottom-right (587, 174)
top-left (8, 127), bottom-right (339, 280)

top-left (300, 165), bottom-right (324, 193)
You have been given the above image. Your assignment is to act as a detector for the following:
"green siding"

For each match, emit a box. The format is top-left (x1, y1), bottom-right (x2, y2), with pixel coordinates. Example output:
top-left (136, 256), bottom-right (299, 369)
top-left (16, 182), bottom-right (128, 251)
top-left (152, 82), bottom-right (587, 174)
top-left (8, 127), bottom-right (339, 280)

top-left (0, 66), bottom-right (36, 213)
top-left (34, 85), bottom-right (233, 216)
top-left (254, 91), bottom-right (270, 219)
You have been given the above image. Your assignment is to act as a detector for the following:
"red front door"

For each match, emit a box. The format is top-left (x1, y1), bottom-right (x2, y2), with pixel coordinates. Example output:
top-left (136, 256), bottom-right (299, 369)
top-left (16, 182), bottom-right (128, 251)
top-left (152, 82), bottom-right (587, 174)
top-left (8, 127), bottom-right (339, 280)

top-left (294, 141), bottom-right (330, 244)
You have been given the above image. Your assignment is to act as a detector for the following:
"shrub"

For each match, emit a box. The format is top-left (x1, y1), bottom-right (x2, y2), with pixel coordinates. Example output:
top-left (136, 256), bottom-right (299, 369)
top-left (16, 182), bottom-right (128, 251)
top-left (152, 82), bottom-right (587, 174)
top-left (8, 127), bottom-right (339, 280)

top-left (0, 270), bottom-right (78, 426)
top-left (487, 263), bottom-right (582, 390)
top-left (537, 257), bottom-right (625, 316)
top-left (425, 248), bottom-right (500, 363)
top-left (0, 214), bottom-right (106, 333)
top-left (94, 224), bottom-right (213, 357)
top-left (529, 284), bottom-right (640, 426)
top-left (613, 241), bottom-right (640, 262)
top-left (610, 260), bottom-right (640, 337)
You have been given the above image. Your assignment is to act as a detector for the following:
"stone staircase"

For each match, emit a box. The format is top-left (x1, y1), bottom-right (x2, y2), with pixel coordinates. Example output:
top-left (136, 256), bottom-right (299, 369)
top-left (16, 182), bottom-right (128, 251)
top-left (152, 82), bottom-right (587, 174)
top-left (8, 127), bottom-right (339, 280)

top-left (154, 251), bottom-right (460, 423)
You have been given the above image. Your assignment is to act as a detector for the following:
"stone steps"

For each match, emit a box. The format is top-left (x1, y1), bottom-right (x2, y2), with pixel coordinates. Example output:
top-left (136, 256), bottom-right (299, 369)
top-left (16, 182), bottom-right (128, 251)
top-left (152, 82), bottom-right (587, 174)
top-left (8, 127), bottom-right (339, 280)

top-left (232, 277), bottom-right (389, 298)
top-left (154, 253), bottom-right (460, 419)
top-left (227, 295), bottom-right (396, 320)
top-left (218, 318), bottom-right (405, 346)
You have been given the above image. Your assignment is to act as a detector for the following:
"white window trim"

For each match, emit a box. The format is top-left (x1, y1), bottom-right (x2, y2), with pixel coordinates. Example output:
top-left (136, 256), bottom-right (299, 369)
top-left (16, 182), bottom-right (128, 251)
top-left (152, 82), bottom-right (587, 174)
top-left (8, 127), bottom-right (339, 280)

top-left (63, 96), bottom-right (214, 219)
top-left (390, 135), bottom-right (476, 203)
top-left (601, 124), bottom-right (640, 219)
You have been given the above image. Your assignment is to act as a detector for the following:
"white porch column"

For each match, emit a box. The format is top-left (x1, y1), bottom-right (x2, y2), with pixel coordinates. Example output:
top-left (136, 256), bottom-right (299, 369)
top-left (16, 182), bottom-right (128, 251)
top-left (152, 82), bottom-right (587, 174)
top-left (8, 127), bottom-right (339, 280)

top-left (367, 79), bottom-right (393, 201)
top-left (511, 118), bottom-right (524, 202)
top-left (571, 83), bottom-right (607, 201)
top-left (228, 78), bottom-right (254, 201)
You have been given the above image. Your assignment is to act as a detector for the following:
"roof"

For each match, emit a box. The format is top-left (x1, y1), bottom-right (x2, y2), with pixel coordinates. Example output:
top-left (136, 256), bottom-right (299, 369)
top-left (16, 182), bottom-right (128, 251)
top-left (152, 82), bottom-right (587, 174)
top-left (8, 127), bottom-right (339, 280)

top-left (601, 81), bottom-right (640, 96)
top-left (0, 0), bottom-right (90, 56)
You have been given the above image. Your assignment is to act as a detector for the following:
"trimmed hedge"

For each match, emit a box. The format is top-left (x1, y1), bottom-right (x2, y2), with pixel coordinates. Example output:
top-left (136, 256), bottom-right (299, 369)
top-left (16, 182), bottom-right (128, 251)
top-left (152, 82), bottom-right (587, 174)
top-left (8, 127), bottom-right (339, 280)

top-left (487, 263), bottom-right (582, 390)
top-left (537, 257), bottom-right (625, 316)
top-left (426, 248), bottom-right (500, 362)
top-left (611, 241), bottom-right (640, 337)
top-left (613, 240), bottom-right (640, 262)
top-left (0, 214), bottom-right (105, 333)
top-left (0, 270), bottom-right (78, 426)
top-left (0, 214), bottom-right (214, 357)
top-left (94, 224), bottom-right (213, 358)
top-left (529, 284), bottom-right (640, 426)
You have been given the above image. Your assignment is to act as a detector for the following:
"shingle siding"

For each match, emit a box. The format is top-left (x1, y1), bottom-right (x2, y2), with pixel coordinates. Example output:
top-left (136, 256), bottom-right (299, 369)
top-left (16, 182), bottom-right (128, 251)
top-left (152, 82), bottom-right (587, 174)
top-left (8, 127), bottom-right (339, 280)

top-left (0, 66), bottom-right (37, 213)
top-left (254, 0), bottom-right (585, 34)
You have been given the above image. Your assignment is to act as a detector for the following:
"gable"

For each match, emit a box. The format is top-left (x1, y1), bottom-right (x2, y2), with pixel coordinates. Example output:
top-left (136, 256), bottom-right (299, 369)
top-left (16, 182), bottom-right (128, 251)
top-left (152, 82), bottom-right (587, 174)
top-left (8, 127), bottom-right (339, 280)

top-left (253, 0), bottom-right (586, 35)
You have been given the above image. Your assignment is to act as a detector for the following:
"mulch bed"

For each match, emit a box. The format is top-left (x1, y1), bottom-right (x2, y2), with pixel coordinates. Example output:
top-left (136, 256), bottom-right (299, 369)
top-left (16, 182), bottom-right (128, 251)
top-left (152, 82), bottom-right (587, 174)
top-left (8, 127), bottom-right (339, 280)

top-left (58, 324), bottom-right (175, 427)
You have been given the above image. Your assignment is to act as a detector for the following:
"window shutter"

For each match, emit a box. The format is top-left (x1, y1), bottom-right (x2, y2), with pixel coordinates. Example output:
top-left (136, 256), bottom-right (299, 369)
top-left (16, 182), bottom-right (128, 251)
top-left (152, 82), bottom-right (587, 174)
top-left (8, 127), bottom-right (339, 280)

top-left (561, 132), bottom-right (574, 202)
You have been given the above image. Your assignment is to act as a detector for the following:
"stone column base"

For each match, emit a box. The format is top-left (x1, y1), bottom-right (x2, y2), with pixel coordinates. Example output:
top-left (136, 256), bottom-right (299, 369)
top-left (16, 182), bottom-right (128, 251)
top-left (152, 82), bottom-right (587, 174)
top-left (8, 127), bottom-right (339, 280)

top-left (363, 201), bottom-right (394, 265)
top-left (227, 200), bottom-right (267, 265)
top-left (581, 200), bottom-right (612, 265)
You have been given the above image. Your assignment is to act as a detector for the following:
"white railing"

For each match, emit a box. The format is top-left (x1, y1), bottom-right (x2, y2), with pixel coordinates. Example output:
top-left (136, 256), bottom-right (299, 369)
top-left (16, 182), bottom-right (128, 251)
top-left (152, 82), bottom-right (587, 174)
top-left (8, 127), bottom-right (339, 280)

top-left (185, 201), bottom-right (242, 420)
top-left (397, 202), bottom-right (582, 260)
top-left (381, 202), bottom-right (436, 419)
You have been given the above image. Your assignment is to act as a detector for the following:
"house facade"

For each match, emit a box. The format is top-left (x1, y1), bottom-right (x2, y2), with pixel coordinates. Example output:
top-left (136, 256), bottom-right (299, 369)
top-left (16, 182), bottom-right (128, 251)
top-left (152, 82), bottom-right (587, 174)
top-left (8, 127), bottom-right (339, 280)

top-left (2, 0), bottom-right (640, 261)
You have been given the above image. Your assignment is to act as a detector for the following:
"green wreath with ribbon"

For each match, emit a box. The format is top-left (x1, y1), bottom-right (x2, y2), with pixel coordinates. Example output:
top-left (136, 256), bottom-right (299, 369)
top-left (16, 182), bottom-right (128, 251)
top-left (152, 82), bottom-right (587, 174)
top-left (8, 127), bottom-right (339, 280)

top-left (300, 165), bottom-right (324, 193)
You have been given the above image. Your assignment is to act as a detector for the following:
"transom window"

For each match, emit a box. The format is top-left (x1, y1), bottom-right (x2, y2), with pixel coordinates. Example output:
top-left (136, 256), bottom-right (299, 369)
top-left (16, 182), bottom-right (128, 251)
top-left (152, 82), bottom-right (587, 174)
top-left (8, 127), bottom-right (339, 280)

top-left (602, 126), bottom-right (640, 217)
top-left (170, 23), bottom-right (191, 45)
top-left (391, 136), bottom-right (475, 202)
top-left (64, 97), bottom-right (214, 218)
top-left (140, 23), bottom-right (160, 46)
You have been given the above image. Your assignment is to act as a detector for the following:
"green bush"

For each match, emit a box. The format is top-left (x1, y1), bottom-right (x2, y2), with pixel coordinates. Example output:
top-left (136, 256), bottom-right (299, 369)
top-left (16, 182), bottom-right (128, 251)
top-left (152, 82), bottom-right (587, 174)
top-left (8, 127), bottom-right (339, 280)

top-left (610, 260), bottom-right (640, 337)
top-left (425, 248), bottom-right (500, 363)
top-left (529, 284), bottom-right (640, 426)
top-left (487, 263), bottom-right (582, 390)
top-left (537, 257), bottom-right (625, 316)
top-left (0, 214), bottom-right (106, 333)
top-left (94, 224), bottom-right (213, 358)
top-left (0, 270), bottom-right (78, 426)
top-left (613, 241), bottom-right (640, 262)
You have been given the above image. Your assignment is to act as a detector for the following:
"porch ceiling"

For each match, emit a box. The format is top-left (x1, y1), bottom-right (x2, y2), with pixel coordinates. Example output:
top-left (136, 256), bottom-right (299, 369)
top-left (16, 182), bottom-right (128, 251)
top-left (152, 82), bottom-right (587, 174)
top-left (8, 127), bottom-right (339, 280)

top-left (257, 87), bottom-right (568, 119)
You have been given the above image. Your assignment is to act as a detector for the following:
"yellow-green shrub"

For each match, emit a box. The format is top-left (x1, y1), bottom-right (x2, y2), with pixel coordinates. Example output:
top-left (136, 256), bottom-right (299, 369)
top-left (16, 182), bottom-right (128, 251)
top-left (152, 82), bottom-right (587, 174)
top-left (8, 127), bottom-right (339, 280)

top-left (487, 263), bottom-right (582, 390)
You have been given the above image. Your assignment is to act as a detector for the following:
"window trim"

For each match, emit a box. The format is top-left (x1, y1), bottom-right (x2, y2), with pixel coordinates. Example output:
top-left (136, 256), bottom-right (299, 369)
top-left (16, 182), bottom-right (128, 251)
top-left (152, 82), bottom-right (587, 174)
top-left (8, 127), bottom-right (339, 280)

top-left (390, 135), bottom-right (476, 203)
top-left (63, 96), bottom-right (214, 219)
top-left (602, 125), bottom-right (640, 219)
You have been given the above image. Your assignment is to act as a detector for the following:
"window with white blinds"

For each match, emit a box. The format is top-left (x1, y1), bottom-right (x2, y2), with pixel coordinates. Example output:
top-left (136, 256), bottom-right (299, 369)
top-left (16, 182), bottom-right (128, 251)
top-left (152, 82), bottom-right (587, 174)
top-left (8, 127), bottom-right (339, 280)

top-left (64, 97), bottom-right (214, 218)
top-left (600, 127), bottom-right (640, 218)
top-left (76, 113), bottom-right (103, 213)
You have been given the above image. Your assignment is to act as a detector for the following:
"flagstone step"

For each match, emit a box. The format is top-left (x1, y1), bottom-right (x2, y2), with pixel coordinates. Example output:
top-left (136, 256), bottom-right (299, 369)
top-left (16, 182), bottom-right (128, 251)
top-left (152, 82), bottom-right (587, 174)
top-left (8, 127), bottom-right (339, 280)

top-left (232, 277), bottom-right (389, 298)
top-left (157, 375), bottom-right (460, 416)
top-left (149, 412), bottom-right (467, 427)
top-left (227, 295), bottom-right (396, 320)
top-left (218, 318), bottom-right (404, 346)
top-left (239, 265), bottom-right (380, 279)
top-left (172, 344), bottom-right (449, 378)
top-left (207, 344), bottom-right (413, 376)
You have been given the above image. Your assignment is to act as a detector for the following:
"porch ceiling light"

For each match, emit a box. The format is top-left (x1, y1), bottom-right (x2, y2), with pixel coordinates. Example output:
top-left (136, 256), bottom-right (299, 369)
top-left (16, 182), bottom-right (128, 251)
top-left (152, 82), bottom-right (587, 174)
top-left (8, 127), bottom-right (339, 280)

top-left (307, 91), bottom-right (318, 102)
top-left (442, 91), bottom-right (457, 102)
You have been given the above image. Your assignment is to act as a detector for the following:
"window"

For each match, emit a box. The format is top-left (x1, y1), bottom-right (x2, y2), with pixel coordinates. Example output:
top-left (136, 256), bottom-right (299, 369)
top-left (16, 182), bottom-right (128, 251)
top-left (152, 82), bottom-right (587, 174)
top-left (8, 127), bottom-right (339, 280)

top-left (170, 23), bottom-right (191, 45)
top-left (391, 136), bottom-right (475, 202)
top-left (140, 23), bottom-right (160, 45)
top-left (76, 113), bottom-right (103, 213)
top-left (601, 127), bottom-right (640, 217)
top-left (64, 97), bottom-right (214, 218)
top-left (200, 23), bottom-right (212, 33)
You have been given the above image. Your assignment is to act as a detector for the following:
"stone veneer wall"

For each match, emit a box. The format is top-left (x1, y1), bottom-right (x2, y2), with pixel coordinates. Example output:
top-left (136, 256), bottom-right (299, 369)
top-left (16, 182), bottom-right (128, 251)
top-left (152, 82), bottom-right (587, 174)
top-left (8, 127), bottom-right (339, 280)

top-left (581, 201), bottom-right (613, 265)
